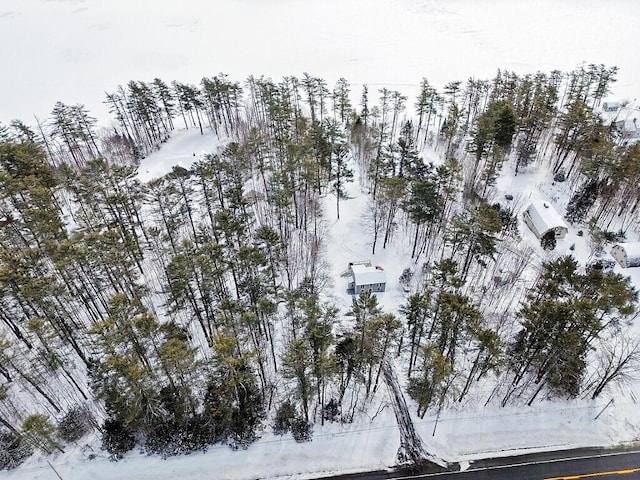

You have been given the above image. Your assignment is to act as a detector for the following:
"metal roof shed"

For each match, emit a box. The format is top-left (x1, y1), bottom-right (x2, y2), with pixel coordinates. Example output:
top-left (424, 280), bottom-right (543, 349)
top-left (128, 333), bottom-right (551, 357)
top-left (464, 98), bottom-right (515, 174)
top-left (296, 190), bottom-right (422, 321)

top-left (523, 201), bottom-right (569, 239)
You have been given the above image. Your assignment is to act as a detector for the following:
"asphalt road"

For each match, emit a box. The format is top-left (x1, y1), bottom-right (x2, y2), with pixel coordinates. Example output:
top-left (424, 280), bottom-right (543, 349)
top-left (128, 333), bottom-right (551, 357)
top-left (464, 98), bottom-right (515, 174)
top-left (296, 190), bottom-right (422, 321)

top-left (327, 447), bottom-right (640, 480)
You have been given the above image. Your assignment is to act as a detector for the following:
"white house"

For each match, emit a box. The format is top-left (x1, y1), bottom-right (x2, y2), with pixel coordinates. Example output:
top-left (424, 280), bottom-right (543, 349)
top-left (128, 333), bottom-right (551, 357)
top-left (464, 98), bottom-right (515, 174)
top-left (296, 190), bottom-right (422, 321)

top-left (522, 201), bottom-right (568, 240)
top-left (611, 242), bottom-right (640, 268)
top-left (348, 262), bottom-right (386, 294)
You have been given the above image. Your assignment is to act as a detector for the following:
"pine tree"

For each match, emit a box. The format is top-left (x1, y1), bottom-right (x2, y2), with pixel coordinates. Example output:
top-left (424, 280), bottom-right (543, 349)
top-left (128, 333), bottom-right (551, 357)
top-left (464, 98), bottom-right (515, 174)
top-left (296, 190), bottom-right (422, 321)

top-left (203, 332), bottom-right (264, 448)
top-left (467, 100), bottom-right (517, 196)
top-left (327, 123), bottom-right (353, 219)
top-left (400, 292), bottom-right (431, 377)
top-left (504, 256), bottom-right (637, 405)
top-left (360, 84), bottom-right (369, 128)
top-left (281, 338), bottom-right (314, 422)
top-left (448, 203), bottom-right (502, 281)
top-left (402, 176), bottom-right (442, 259)
top-left (407, 345), bottom-right (453, 418)
top-left (151, 77), bottom-right (176, 131)
top-left (414, 78), bottom-right (438, 146)
top-left (22, 414), bottom-right (64, 454)
top-left (377, 176), bottom-right (407, 251)
top-left (332, 78), bottom-right (351, 124)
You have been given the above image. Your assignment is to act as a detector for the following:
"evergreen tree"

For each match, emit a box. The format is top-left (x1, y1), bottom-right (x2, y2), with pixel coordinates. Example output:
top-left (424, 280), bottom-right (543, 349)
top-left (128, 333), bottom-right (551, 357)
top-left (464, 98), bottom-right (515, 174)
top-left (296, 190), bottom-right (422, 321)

top-left (400, 292), bottom-right (431, 377)
top-left (448, 202), bottom-right (502, 281)
top-left (505, 256), bottom-right (637, 404)
top-left (414, 78), bottom-right (438, 146)
top-left (540, 230), bottom-right (557, 250)
top-left (407, 345), bottom-right (453, 418)
top-left (203, 332), bottom-right (264, 448)
top-left (332, 78), bottom-right (351, 124)
top-left (402, 175), bottom-right (443, 259)
top-left (22, 414), bottom-right (63, 454)
top-left (467, 100), bottom-right (517, 196)
top-left (327, 123), bottom-right (353, 219)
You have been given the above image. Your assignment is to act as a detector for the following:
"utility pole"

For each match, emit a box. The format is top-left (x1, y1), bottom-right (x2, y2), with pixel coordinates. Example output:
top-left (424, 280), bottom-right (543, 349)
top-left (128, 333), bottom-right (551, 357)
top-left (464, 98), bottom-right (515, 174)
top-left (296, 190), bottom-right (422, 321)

top-left (594, 398), bottom-right (614, 420)
top-left (432, 407), bottom-right (441, 437)
top-left (47, 460), bottom-right (64, 480)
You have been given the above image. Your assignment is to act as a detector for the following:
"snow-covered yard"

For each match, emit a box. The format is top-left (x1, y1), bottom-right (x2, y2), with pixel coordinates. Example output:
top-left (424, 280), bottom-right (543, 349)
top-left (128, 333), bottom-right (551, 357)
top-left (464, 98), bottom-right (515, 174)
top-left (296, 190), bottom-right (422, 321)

top-left (4, 127), bottom-right (640, 480)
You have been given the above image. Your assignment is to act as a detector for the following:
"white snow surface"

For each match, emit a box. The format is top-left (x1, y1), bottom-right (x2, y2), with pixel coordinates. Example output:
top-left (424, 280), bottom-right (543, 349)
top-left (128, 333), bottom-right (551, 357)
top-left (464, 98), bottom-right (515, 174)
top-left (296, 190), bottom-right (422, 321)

top-left (1, 0), bottom-right (640, 124)
top-left (136, 128), bottom-right (227, 184)
top-left (3, 129), bottom-right (640, 479)
top-left (350, 264), bottom-right (387, 288)
top-left (2, 1), bottom-right (640, 479)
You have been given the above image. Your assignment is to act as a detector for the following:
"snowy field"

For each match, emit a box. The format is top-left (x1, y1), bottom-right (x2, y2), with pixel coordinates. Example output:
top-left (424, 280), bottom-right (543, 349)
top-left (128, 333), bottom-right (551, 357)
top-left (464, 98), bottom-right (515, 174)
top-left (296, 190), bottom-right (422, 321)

top-left (1, 0), bottom-right (639, 124)
top-left (2, 1), bottom-right (640, 479)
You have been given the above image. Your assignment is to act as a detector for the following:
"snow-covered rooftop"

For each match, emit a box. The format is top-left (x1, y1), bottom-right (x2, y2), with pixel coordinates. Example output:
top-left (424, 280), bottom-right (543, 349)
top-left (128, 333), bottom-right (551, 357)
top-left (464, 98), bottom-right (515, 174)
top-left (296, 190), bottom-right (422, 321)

top-left (351, 263), bottom-right (387, 286)
top-left (613, 242), bottom-right (640, 261)
top-left (525, 201), bottom-right (568, 235)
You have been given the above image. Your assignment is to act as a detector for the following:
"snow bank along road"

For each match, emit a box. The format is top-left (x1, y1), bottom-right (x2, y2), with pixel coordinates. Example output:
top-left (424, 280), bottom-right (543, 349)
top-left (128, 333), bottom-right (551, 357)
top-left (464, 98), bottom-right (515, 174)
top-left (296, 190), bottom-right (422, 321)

top-left (324, 448), bottom-right (640, 479)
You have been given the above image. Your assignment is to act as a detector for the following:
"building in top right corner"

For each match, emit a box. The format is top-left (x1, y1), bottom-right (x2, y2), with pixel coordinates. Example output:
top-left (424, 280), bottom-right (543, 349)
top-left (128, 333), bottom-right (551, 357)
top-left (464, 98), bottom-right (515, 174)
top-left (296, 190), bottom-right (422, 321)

top-left (610, 242), bottom-right (640, 268)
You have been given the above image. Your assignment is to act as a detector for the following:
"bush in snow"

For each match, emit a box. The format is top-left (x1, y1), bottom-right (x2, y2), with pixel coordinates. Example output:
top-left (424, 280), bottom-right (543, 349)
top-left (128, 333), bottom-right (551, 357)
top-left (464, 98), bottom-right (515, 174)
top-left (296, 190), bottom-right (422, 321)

top-left (540, 231), bottom-right (556, 251)
top-left (399, 268), bottom-right (414, 285)
top-left (22, 414), bottom-right (63, 454)
top-left (322, 398), bottom-right (340, 423)
top-left (273, 400), bottom-right (296, 436)
top-left (101, 418), bottom-right (135, 460)
top-left (144, 417), bottom-right (215, 458)
top-left (492, 203), bottom-right (519, 237)
top-left (291, 416), bottom-right (313, 443)
top-left (0, 429), bottom-right (32, 470)
top-left (273, 400), bottom-right (313, 441)
top-left (58, 406), bottom-right (94, 443)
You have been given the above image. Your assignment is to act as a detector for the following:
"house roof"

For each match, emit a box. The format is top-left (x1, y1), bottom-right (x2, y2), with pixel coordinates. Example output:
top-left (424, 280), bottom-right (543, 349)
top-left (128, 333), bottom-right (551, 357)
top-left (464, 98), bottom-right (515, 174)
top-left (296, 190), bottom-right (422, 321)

top-left (351, 264), bottom-right (386, 286)
top-left (613, 242), bottom-right (640, 261)
top-left (525, 201), bottom-right (568, 235)
top-left (615, 118), bottom-right (639, 138)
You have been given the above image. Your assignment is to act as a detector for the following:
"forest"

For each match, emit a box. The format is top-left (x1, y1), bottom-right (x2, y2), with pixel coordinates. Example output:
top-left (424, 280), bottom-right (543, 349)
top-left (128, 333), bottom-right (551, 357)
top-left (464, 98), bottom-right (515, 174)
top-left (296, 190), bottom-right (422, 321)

top-left (1, 65), bottom-right (639, 470)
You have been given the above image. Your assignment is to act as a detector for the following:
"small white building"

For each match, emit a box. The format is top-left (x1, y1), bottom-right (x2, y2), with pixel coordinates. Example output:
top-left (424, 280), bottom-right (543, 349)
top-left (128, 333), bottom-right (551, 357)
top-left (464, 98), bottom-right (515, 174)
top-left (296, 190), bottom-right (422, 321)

top-left (522, 201), bottom-right (569, 240)
top-left (611, 242), bottom-right (640, 268)
top-left (348, 262), bottom-right (386, 294)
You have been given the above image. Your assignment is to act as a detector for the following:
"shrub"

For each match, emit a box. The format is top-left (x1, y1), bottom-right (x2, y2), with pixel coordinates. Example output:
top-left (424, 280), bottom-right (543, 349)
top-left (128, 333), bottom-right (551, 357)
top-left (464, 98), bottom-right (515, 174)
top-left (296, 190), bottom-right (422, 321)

top-left (22, 414), bottom-right (62, 454)
top-left (101, 418), bottom-right (135, 461)
top-left (0, 429), bottom-right (32, 470)
top-left (540, 231), bottom-right (556, 251)
top-left (322, 398), bottom-right (340, 423)
top-left (273, 401), bottom-right (296, 436)
top-left (290, 416), bottom-right (313, 443)
top-left (58, 406), bottom-right (94, 443)
top-left (144, 417), bottom-right (214, 458)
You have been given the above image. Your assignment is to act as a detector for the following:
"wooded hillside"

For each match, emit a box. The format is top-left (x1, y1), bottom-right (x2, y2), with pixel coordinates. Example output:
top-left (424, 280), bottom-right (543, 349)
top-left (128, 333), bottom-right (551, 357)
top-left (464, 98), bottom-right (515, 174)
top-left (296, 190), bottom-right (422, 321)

top-left (1, 65), bottom-right (638, 469)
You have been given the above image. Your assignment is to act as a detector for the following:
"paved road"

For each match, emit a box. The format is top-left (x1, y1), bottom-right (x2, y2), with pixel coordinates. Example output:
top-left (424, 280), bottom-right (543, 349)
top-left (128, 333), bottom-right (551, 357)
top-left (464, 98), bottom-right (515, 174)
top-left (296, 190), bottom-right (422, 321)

top-left (327, 447), bottom-right (640, 480)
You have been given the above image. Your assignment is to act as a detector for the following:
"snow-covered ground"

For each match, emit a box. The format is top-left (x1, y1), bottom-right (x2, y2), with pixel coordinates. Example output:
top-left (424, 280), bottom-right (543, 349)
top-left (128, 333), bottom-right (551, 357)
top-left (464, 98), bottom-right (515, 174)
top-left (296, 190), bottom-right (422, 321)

top-left (135, 128), bottom-right (227, 184)
top-left (5, 128), bottom-right (639, 480)
top-left (2, 1), bottom-right (640, 479)
top-left (1, 0), bottom-right (639, 124)
top-left (1, 409), bottom-right (401, 480)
